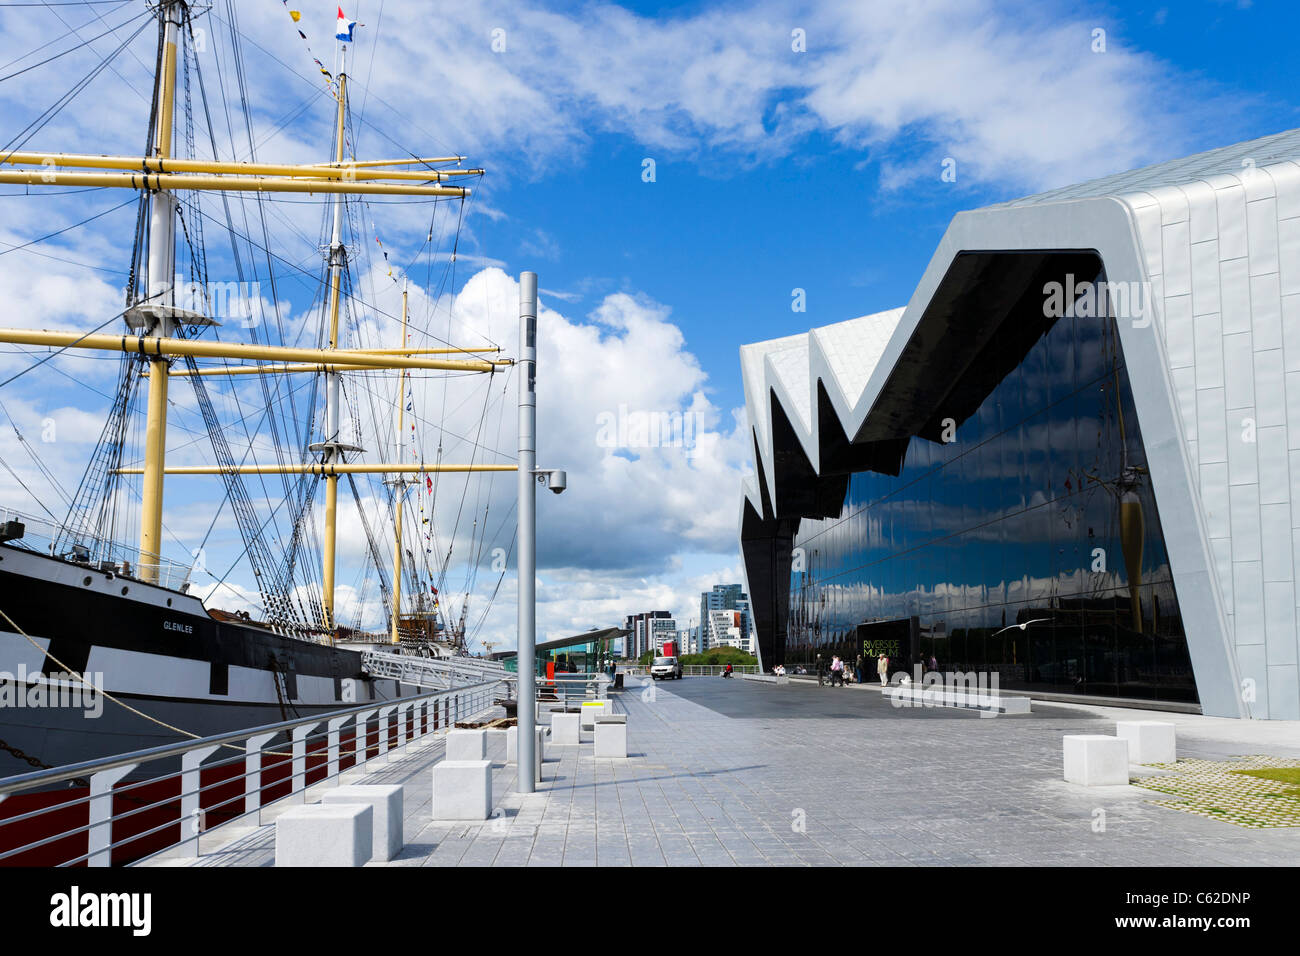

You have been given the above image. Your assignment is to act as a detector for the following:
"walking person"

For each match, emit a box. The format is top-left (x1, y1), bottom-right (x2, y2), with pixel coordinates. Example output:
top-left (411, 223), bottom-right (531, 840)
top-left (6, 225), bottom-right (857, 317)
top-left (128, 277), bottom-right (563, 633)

top-left (855, 654), bottom-right (864, 685)
top-left (816, 652), bottom-right (824, 688)
top-left (877, 652), bottom-right (889, 686)
top-left (830, 654), bottom-right (844, 687)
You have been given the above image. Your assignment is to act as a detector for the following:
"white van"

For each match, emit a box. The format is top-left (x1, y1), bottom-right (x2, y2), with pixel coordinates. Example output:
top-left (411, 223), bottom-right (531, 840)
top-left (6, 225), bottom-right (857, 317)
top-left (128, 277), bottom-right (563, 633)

top-left (650, 656), bottom-right (683, 680)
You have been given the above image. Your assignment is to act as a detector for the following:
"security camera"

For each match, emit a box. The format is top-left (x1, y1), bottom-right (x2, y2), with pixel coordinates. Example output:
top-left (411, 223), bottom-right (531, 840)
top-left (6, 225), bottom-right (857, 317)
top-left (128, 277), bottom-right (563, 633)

top-left (535, 469), bottom-right (566, 494)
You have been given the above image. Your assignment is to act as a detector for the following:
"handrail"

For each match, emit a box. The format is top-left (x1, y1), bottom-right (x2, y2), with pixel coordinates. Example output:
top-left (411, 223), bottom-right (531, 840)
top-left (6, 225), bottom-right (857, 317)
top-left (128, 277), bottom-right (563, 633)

top-left (360, 649), bottom-right (507, 689)
top-left (0, 679), bottom-right (498, 797)
top-left (0, 506), bottom-right (193, 591)
top-left (0, 679), bottom-right (506, 867)
top-left (615, 665), bottom-right (760, 676)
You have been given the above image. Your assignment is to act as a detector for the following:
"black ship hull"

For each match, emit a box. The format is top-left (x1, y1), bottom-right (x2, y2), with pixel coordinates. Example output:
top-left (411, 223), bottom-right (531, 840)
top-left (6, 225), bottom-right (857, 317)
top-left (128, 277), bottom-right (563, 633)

top-left (0, 542), bottom-right (403, 778)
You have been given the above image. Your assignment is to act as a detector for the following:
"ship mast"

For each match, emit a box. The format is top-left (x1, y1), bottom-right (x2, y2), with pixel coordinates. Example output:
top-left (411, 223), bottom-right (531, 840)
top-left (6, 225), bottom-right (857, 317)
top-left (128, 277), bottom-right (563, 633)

top-left (389, 282), bottom-right (411, 645)
top-left (137, 0), bottom-right (183, 583)
top-left (319, 45), bottom-right (351, 633)
top-left (0, 1), bottom-right (513, 639)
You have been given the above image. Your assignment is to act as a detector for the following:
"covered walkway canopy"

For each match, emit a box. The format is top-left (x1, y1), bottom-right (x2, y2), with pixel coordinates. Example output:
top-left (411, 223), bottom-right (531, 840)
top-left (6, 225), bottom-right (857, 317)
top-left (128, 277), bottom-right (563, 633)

top-left (492, 626), bottom-right (625, 675)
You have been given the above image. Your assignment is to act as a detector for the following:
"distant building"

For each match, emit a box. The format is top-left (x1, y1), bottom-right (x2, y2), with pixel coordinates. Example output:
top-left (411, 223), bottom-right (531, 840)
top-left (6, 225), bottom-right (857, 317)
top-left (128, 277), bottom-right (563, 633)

top-left (676, 627), bottom-right (697, 655)
top-left (651, 616), bottom-right (677, 654)
top-left (703, 608), bottom-right (752, 653)
top-left (623, 611), bottom-right (674, 659)
top-left (698, 585), bottom-right (754, 652)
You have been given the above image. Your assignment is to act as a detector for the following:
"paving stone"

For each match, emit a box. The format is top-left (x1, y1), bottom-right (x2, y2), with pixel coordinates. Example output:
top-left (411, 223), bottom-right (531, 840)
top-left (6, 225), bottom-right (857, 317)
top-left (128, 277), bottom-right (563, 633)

top-left (170, 677), bottom-right (1300, 868)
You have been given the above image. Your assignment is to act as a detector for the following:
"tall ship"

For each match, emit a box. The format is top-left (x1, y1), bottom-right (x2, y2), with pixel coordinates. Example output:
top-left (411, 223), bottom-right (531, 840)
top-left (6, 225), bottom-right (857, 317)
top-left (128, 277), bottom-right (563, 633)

top-left (0, 1), bottom-right (517, 779)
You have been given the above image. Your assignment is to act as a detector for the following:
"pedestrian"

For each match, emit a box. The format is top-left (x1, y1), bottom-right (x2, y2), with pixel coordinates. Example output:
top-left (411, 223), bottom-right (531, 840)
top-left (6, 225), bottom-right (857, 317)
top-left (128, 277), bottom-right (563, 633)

top-left (928, 653), bottom-right (937, 673)
top-left (877, 652), bottom-right (889, 686)
top-left (830, 655), bottom-right (844, 687)
top-left (855, 654), bottom-right (864, 684)
top-left (816, 652), bottom-right (824, 687)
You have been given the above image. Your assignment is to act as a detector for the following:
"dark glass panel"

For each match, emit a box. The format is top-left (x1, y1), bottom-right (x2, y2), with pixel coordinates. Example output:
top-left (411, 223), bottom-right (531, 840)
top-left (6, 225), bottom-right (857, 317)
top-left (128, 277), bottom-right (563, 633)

top-left (784, 303), bottom-right (1195, 704)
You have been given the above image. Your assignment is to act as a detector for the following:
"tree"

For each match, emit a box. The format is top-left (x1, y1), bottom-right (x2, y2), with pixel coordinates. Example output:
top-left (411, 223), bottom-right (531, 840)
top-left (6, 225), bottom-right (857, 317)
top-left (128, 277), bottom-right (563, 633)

top-left (680, 646), bottom-right (757, 666)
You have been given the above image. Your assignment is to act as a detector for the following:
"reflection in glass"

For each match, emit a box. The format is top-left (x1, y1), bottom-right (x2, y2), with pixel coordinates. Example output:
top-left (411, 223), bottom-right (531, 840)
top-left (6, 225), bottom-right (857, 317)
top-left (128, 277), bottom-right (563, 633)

top-left (785, 305), bottom-right (1197, 704)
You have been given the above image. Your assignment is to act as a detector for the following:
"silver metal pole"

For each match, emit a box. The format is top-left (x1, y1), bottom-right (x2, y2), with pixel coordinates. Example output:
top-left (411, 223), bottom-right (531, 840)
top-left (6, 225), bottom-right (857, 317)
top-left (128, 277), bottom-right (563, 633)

top-left (516, 272), bottom-right (538, 793)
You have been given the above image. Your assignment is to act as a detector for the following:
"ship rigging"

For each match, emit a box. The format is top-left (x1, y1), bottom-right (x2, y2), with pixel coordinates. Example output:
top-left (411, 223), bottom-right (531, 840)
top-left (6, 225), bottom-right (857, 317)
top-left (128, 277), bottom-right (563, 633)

top-left (0, 0), bottom-right (519, 654)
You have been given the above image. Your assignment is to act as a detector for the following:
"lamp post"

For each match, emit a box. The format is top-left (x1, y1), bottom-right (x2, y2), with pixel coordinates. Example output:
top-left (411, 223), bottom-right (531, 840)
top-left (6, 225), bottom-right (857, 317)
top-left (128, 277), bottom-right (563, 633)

top-left (516, 273), bottom-right (567, 793)
top-left (517, 273), bottom-right (538, 793)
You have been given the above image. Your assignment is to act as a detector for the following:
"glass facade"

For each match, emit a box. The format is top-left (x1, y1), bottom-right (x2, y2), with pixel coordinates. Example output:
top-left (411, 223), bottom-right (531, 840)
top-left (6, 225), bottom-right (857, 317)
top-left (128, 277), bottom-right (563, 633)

top-left (787, 307), bottom-right (1197, 703)
top-left (503, 638), bottom-right (613, 676)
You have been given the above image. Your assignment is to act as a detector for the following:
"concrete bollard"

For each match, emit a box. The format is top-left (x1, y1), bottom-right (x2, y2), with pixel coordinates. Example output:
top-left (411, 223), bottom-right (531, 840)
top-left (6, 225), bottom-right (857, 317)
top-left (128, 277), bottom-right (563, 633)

top-left (505, 726), bottom-right (544, 784)
top-left (1063, 735), bottom-right (1130, 786)
top-left (580, 700), bottom-right (605, 731)
top-left (1116, 721), bottom-right (1177, 764)
top-left (506, 725), bottom-right (547, 764)
top-left (594, 715), bottom-right (627, 758)
top-left (445, 728), bottom-right (487, 762)
top-left (431, 759), bottom-right (492, 821)
top-left (275, 803), bottom-right (372, 867)
top-left (321, 785), bottom-right (404, 863)
top-left (551, 711), bottom-right (580, 746)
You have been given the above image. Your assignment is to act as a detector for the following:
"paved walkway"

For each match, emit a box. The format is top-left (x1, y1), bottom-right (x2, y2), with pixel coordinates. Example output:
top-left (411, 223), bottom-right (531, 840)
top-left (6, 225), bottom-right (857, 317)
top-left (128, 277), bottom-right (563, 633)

top-left (162, 676), bottom-right (1300, 866)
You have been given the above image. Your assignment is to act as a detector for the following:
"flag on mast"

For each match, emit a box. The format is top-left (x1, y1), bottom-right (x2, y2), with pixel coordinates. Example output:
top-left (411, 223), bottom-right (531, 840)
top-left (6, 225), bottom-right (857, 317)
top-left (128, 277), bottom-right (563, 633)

top-left (336, 6), bottom-right (357, 42)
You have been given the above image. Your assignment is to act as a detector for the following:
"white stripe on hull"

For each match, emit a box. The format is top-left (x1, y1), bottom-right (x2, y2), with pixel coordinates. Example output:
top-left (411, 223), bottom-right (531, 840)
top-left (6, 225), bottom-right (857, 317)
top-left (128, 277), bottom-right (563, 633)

top-left (0, 544), bottom-right (207, 615)
top-left (1, 629), bottom-right (406, 775)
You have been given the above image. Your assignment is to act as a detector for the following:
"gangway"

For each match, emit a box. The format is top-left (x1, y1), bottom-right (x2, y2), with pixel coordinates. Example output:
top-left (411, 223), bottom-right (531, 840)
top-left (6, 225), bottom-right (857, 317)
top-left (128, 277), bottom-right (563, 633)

top-left (361, 650), bottom-right (507, 690)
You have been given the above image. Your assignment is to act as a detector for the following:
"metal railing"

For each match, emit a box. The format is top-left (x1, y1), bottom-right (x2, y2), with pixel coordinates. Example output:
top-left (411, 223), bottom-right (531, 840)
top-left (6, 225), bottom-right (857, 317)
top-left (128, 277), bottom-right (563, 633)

top-left (0, 679), bottom-right (504, 867)
top-left (499, 672), bottom-right (607, 706)
top-left (681, 665), bottom-right (760, 676)
top-left (0, 507), bottom-right (194, 592)
top-left (617, 665), bottom-right (759, 677)
top-left (361, 649), bottom-right (507, 689)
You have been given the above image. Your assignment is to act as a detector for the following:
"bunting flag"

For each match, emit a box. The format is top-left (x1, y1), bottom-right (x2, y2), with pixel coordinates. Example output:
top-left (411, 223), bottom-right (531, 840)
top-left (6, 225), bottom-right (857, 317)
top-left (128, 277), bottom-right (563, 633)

top-left (336, 6), bottom-right (357, 42)
top-left (279, 1), bottom-right (338, 92)
top-left (369, 217), bottom-right (407, 286)
top-left (373, 233), bottom-right (394, 278)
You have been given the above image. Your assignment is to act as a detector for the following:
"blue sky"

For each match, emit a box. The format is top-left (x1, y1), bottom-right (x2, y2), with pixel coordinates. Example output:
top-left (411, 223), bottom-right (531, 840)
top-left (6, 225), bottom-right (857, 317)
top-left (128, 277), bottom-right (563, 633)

top-left (457, 0), bottom-right (1300, 412)
top-left (0, 0), bottom-right (1296, 650)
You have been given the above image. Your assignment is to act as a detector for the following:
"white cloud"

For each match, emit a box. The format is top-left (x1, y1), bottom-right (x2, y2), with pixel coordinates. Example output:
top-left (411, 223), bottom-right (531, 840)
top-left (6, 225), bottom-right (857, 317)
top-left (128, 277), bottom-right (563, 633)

top-left (0, 0), bottom-right (1235, 657)
top-left (0, 0), bottom-right (1235, 228)
top-left (264, 0), bottom-right (1221, 193)
top-left (311, 265), bottom-right (753, 647)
